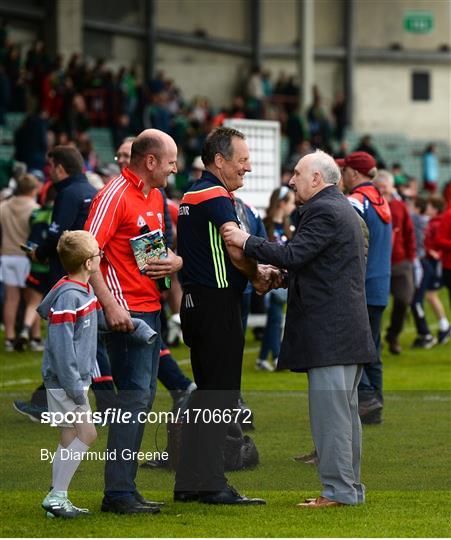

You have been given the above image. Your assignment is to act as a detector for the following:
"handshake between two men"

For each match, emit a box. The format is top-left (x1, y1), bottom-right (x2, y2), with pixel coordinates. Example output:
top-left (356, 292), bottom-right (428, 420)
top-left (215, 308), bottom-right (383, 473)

top-left (222, 224), bottom-right (286, 296)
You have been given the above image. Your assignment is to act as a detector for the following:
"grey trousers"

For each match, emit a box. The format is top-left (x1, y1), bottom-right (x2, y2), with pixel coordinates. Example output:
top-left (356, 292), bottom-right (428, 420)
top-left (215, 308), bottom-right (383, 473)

top-left (308, 364), bottom-right (365, 505)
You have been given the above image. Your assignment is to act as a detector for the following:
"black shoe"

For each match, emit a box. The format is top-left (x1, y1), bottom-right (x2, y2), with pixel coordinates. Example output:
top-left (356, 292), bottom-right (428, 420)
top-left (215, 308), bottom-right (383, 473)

top-left (412, 335), bottom-right (437, 349)
top-left (133, 491), bottom-right (165, 507)
top-left (141, 458), bottom-right (168, 469)
top-left (14, 334), bottom-right (28, 352)
top-left (199, 485), bottom-right (266, 505)
top-left (361, 408), bottom-right (383, 425)
top-left (385, 335), bottom-right (401, 354)
top-left (358, 396), bottom-right (383, 418)
top-left (173, 490), bottom-right (199, 502)
top-left (101, 497), bottom-right (160, 514)
top-left (237, 396), bottom-right (255, 431)
top-left (171, 389), bottom-right (189, 413)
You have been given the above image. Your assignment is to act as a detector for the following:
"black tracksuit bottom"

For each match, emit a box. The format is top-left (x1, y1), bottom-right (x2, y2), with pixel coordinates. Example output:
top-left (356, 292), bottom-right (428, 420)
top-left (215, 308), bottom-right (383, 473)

top-left (175, 285), bottom-right (244, 493)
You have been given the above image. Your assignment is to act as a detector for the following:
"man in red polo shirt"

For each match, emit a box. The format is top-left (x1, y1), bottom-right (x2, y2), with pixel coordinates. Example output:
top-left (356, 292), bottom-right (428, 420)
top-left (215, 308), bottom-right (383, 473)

top-left (85, 129), bottom-right (182, 514)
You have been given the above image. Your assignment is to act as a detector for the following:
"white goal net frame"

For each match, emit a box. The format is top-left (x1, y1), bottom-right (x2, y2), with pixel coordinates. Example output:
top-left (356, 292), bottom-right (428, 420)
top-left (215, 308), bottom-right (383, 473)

top-left (223, 118), bottom-right (281, 215)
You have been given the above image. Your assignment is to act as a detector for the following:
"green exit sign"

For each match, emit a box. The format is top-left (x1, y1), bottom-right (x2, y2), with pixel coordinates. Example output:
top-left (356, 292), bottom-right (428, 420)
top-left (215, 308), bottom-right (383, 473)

top-left (404, 12), bottom-right (434, 33)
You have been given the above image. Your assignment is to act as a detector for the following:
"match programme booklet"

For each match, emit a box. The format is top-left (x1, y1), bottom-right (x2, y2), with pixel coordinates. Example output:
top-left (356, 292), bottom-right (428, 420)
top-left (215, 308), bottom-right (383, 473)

top-left (129, 228), bottom-right (167, 274)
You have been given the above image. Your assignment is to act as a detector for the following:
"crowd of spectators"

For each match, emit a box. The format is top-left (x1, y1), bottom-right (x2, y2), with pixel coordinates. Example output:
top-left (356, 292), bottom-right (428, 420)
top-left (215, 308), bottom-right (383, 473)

top-left (2, 30), bottom-right (354, 189)
top-left (2, 28), bottom-right (451, 196)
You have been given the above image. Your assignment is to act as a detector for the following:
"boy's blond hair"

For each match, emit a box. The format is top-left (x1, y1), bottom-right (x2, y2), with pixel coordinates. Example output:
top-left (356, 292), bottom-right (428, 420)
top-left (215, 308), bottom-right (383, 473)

top-left (57, 230), bottom-right (98, 273)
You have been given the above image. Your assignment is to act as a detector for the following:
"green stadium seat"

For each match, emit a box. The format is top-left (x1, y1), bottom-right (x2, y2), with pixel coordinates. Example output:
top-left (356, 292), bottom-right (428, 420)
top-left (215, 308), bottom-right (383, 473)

top-left (0, 146), bottom-right (15, 160)
top-left (5, 112), bottom-right (25, 132)
top-left (345, 132), bottom-right (450, 187)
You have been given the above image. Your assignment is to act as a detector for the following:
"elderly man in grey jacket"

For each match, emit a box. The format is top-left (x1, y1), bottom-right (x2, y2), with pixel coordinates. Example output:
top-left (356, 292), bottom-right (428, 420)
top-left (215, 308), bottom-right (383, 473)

top-left (223, 150), bottom-right (376, 508)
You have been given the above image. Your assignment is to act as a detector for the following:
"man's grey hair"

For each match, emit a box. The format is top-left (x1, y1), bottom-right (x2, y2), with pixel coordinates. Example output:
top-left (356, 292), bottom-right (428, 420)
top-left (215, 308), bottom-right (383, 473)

top-left (310, 150), bottom-right (341, 185)
top-left (374, 169), bottom-right (394, 186)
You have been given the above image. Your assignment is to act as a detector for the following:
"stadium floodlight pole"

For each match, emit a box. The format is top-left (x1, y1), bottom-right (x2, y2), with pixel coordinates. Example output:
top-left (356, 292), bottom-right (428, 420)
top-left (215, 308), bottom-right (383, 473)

top-left (297, 0), bottom-right (314, 114)
top-left (250, 0), bottom-right (262, 71)
top-left (145, 0), bottom-right (156, 84)
top-left (344, 0), bottom-right (355, 129)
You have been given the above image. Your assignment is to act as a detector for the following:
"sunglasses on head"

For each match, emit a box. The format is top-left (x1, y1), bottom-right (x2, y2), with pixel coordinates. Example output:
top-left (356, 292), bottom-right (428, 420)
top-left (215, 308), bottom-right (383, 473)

top-left (278, 186), bottom-right (290, 200)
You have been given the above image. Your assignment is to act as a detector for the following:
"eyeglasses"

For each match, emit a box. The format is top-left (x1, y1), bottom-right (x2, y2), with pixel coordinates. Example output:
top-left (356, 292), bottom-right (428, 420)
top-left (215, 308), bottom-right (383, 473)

top-left (87, 249), bottom-right (104, 260)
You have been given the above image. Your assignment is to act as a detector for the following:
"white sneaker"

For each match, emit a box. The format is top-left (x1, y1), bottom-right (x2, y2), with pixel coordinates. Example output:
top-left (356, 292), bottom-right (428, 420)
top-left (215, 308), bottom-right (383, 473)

top-left (4, 339), bottom-right (14, 353)
top-left (30, 339), bottom-right (44, 352)
top-left (256, 359), bottom-right (274, 372)
top-left (42, 492), bottom-right (85, 518)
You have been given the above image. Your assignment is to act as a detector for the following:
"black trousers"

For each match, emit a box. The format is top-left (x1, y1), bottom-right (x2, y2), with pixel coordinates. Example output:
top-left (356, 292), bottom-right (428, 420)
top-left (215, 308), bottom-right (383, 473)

top-left (175, 285), bottom-right (244, 493)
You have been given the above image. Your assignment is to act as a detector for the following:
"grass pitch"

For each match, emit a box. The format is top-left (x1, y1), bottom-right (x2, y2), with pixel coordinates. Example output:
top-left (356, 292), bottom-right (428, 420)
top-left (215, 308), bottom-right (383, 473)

top-left (1, 297), bottom-right (450, 537)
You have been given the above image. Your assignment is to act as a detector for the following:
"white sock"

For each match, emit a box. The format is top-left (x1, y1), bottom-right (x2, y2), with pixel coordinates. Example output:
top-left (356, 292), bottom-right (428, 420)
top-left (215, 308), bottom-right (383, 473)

top-left (49, 490), bottom-right (67, 498)
top-left (439, 318), bottom-right (449, 332)
top-left (52, 438), bottom-right (89, 493)
top-left (51, 444), bottom-right (64, 491)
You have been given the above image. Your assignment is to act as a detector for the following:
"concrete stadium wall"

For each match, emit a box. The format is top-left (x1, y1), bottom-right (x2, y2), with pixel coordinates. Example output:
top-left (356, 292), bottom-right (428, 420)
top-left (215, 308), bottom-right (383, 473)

top-left (156, 0), bottom-right (248, 41)
top-left (262, 0), bottom-right (344, 47)
top-left (84, 0), bottom-right (146, 27)
top-left (156, 44), bottom-right (248, 106)
top-left (315, 0), bottom-right (345, 47)
top-left (355, 63), bottom-right (451, 142)
top-left (355, 0), bottom-right (451, 50)
top-left (262, 0), bottom-right (297, 46)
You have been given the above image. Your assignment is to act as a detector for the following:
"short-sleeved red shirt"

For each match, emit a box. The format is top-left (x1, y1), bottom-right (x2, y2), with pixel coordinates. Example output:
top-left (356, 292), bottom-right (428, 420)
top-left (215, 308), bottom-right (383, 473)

top-left (85, 168), bottom-right (164, 312)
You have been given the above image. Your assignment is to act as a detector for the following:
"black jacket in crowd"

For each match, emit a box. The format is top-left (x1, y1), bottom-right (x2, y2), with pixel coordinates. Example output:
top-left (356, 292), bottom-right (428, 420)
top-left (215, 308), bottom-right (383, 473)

top-left (36, 173), bottom-right (97, 284)
top-left (244, 185), bottom-right (376, 372)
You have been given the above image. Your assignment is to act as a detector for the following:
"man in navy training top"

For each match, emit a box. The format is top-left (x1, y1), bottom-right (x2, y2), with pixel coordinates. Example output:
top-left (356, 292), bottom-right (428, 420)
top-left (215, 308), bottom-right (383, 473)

top-left (174, 127), bottom-right (280, 505)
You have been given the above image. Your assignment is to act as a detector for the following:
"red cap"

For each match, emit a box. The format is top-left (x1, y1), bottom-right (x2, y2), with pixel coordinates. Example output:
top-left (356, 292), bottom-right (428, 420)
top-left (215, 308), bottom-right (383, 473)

top-left (335, 158), bottom-right (346, 168)
top-left (343, 152), bottom-right (377, 176)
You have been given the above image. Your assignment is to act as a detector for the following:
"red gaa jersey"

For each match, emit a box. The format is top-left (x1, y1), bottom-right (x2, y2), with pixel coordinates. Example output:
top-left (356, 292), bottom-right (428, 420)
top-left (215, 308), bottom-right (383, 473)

top-left (85, 167), bottom-right (165, 312)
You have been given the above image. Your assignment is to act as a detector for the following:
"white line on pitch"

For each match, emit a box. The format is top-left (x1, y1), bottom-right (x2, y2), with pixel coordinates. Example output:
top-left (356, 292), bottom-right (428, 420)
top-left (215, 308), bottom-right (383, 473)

top-left (1, 360), bottom-right (41, 371)
top-left (0, 378), bottom-right (41, 387)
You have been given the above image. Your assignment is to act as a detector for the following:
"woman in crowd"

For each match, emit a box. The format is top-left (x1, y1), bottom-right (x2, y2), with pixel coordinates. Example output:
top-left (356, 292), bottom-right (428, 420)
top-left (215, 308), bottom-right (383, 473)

top-left (256, 186), bottom-right (295, 371)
